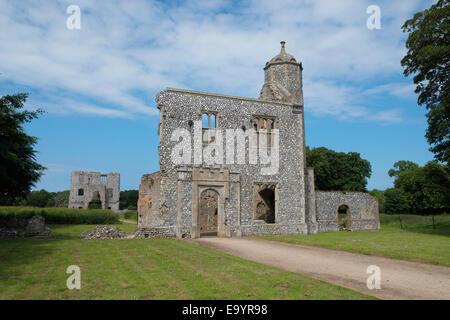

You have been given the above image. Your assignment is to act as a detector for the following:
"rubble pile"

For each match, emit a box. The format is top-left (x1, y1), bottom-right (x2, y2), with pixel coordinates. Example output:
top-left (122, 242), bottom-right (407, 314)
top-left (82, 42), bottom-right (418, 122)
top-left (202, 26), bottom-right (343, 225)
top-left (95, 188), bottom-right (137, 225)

top-left (81, 225), bottom-right (127, 240)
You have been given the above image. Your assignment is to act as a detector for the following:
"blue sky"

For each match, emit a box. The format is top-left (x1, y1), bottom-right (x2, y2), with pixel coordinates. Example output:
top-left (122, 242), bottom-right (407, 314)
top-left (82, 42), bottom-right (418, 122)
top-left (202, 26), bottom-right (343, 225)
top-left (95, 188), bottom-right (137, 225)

top-left (0, 0), bottom-right (436, 192)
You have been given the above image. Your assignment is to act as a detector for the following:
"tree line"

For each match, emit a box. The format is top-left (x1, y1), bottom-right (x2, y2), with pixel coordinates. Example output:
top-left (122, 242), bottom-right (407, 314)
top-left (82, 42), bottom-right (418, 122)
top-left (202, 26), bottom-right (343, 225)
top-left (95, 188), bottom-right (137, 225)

top-left (18, 189), bottom-right (139, 210)
top-left (307, 147), bottom-right (449, 215)
top-left (371, 161), bottom-right (450, 215)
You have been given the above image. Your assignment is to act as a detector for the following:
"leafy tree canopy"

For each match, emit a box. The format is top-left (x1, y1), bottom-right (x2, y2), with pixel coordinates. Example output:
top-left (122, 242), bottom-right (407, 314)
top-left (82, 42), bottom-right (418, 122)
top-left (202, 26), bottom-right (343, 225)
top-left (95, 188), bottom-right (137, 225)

top-left (306, 146), bottom-right (372, 192)
top-left (393, 161), bottom-right (450, 214)
top-left (26, 189), bottom-right (54, 208)
top-left (388, 160), bottom-right (420, 178)
top-left (401, 0), bottom-right (450, 164)
top-left (0, 93), bottom-right (45, 205)
top-left (119, 190), bottom-right (139, 210)
top-left (384, 188), bottom-right (411, 214)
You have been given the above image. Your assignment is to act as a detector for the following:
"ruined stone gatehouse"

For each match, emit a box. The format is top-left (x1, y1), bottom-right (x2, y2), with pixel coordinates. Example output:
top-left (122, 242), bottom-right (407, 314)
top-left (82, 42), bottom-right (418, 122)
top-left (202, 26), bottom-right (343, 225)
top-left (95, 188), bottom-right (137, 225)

top-left (69, 171), bottom-right (120, 212)
top-left (137, 42), bottom-right (379, 238)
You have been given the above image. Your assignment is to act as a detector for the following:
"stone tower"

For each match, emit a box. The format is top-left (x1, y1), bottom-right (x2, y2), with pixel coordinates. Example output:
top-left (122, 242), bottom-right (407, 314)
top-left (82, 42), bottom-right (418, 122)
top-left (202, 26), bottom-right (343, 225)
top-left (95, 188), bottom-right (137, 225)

top-left (259, 41), bottom-right (316, 233)
top-left (259, 41), bottom-right (303, 106)
top-left (68, 171), bottom-right (120, 212)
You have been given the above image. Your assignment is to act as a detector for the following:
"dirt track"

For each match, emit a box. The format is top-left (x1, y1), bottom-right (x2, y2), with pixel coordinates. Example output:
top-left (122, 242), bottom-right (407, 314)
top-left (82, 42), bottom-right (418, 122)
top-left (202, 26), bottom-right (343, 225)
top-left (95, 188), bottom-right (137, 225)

top-left (194, 237), bottom-right (450, 300)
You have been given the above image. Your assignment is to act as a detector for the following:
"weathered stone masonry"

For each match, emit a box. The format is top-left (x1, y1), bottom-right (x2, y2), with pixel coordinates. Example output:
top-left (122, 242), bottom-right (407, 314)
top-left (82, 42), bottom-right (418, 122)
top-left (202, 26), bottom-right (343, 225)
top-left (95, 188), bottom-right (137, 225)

top-left (69, 171), bottom-right (120, 212)
top-left (137, 42), bottom-right (379, 238)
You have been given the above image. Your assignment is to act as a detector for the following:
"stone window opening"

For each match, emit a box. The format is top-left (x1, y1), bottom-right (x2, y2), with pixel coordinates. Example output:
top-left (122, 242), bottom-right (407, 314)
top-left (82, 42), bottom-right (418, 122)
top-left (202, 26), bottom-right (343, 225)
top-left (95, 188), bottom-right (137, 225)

top-left (338, 204), bottom-right (351, 231)
top-left (202, 112), bottom-right (218, 144)
top-left (251, 116), bottom-right (277, 149)
top-left (78, 188), bottom-right (84, 196)
top-left (255, 185), bottom-right (276, 223)
top-left (100, 175), bottom-right (107, 183)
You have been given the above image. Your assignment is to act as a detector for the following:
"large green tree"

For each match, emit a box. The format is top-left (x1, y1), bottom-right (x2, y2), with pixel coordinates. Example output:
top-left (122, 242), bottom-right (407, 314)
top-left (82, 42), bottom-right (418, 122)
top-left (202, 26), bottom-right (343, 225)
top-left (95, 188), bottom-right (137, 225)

top-left (388, 160), bottom-right (420, 178)
top-left (401, 0), bottom-right (450, 164)
top-left (393, 161), bottom-right (450, 214)
top-left (119, 190), bottom-right (139, 210)
top-left (306, 146), bottom-right (372, 192)
top-left (384, 188), bottom-right (411, 214)
top-left (0, 93), bottom-right (45, 205)
top-left (25, 189), bottom-right (54, 207)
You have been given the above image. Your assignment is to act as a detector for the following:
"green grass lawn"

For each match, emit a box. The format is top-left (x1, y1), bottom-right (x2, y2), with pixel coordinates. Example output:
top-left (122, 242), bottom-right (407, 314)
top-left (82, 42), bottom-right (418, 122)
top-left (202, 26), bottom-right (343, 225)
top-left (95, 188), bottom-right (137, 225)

top-left (0, 223), bottom-right (374, 300)
top-left (259, 214), bottom-right (450, 266)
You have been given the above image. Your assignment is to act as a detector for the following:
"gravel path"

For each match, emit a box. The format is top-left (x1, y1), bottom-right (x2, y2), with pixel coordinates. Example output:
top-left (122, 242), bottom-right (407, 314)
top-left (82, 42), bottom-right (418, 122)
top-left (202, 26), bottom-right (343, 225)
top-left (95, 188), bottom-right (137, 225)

top-left (194, 237), bottom-right (450, 300)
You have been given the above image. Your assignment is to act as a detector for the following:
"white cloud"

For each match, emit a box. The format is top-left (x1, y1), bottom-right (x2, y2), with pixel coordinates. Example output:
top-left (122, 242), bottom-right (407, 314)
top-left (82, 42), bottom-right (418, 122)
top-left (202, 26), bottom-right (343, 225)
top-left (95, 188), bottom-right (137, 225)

top-left (363, 83), bottom-right (416, 99)
top-left (0, 0), bottom-right (434, 122)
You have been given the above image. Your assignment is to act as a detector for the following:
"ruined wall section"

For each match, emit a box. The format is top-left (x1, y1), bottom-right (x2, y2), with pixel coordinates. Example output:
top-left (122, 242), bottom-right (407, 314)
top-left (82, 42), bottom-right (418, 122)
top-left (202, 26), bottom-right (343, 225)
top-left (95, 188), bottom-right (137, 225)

top-left (139, 88), bottom-right (308, 238)
top-left (305, 167), bottom-right (318, 234)
top-left (104, 173), bottom-right (120, 211)
top-left (68, 171), bottom-right (120, 212)
top-left (315, 191), bottom-right (380, 232)
top-left (136, 171), bottom-right (176, 237)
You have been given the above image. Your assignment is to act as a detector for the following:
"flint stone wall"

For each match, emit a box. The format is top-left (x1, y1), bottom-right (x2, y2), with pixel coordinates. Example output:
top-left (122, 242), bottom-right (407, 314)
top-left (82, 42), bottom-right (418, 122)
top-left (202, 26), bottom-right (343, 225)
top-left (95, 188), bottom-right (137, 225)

top-left (315, 191), bottom-right (380, 232)
top-left (68, 171), bottom-right (120, 212)
top-left (137, 88), bottom-right (309, 238)
top-left (0, 215), bottom-right (51, 238)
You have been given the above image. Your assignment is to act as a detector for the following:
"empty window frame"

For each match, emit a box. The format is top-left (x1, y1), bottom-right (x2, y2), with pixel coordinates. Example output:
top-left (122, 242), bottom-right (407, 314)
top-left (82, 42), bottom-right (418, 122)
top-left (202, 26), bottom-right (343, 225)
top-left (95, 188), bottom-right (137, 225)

top-left (251, 116), bottom-right (277, 148)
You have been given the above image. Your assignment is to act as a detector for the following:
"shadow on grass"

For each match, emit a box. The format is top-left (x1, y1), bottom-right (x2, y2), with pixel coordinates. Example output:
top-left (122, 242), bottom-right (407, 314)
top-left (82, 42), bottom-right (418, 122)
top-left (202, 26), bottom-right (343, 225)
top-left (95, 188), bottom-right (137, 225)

top-left (390, 222), bottom-right (450, 237)
top-left (0, 223), bottom-right (136, 277)
top-left (0, 237), bottom-right (63, 280)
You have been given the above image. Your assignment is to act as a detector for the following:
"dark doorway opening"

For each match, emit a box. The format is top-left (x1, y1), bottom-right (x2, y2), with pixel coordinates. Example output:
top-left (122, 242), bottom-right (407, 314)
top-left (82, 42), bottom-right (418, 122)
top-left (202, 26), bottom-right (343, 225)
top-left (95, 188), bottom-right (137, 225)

top-left (88, 191), bottom-right (102, 209)
top-left (338, 205), bottom-right (351, 231)
top-left (256, 188), bottom-right (275, 223)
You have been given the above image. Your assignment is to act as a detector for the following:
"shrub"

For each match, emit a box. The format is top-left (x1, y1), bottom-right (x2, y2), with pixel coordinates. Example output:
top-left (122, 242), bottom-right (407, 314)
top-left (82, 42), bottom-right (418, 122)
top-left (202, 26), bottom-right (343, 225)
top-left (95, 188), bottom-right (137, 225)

top-left (122, 210), bottom-right (137, 221)
top-left (0, 207), bottom-right (120, 225)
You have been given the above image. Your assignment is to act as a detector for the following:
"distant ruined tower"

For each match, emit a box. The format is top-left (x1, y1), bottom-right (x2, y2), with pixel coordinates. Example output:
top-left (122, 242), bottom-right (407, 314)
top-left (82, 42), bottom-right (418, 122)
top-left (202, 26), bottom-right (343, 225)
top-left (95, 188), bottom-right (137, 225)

top-left (68, 171), bottom-right (120, 212)
top-left (259, 41), bottom-right (304, 106)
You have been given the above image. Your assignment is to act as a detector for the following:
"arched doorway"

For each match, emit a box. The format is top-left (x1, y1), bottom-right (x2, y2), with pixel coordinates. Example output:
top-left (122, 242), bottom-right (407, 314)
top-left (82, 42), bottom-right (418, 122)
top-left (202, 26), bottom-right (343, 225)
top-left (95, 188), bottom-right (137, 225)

top-left (199, 189), bottom-right (219, 237)
top-left (338, 204), bottom-right (351, 231)
top-left (88, 191), bottom-right (102, 209)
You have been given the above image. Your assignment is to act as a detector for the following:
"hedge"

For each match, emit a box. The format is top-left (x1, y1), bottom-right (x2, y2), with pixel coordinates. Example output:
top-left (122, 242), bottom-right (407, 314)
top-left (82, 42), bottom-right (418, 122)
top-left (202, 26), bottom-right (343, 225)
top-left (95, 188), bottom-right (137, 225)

top-left (0, 207), bottom-right (120, 225)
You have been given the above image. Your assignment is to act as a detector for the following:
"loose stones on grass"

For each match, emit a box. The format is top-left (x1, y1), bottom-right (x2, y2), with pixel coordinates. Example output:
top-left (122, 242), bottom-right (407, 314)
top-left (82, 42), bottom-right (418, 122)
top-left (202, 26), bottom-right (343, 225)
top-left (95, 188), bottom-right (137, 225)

top-left (82, 225), bottom-right (127, 240)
